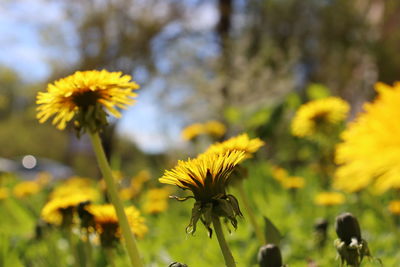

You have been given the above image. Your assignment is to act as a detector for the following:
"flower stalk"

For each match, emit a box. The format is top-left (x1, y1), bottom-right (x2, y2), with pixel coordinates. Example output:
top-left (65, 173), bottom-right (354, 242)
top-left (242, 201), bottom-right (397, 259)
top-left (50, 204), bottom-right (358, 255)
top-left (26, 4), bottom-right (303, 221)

top-left (89, 132), bottom-right (143, 267)
top-left (212, 216), bottom-right (236, 267)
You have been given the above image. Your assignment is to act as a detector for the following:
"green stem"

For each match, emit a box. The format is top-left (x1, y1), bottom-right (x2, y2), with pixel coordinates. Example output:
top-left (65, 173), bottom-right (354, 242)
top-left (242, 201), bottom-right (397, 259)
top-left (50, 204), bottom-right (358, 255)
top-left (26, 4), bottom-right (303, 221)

top-left (65, 228), bottom-right (80, 267)
top-left (237, 181), bottom-right (266, 245)
top-left (104, 248), bottom-right (116, 267)
top-left (85, 232), bottom-right (93, 267)
top-left (89, 132), bottom-right (143, 267)
top-left (212, 216), bottom-right (236, 267)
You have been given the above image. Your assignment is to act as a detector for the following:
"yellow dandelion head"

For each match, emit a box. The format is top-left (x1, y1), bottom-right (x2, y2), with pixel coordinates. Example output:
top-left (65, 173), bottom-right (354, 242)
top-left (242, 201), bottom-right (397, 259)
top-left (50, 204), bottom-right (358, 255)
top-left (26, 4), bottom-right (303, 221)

top-left (119, 188), bottom-right (135, 201)
top-left (280, 176), bottom-right (305, 189)
top-left (143, 187), bottom-right (172, 214)
top-left (130, 170), bottom-right (151, 192)
top-left (35, 171), bottom-right (53, 186)
top-left (271, 165), bottom-right (289, 182)
top-left (159, 151), bottom-right (245, 201)
top-left (335, 82), bottom-right (400, 193)
top-left (50, 185), bottom-right (100, 201)
top-left (13, 181), bottom-right (41, 198)
top-left (159, 151), bottom-right (245, 234)
top-left (36, 70), bottom-right (139, 134)
top-left (388, 200), bottom-right (400, 215)
top-left (62, 176), bottom-right (93, 187)
top-left (86, 204), bottom-right (147, 247)
top-left (203, 120), bottom-right (226, 138)
top-left (291, 97), bottom-right (350, 138)
top-left (314, 192), bottom-right (345, 206)
top-left (0, 187), bottom-right (9, 200)
top-left (181, 123), bottom-right (204, 141)
top-left (204, 133), bottom-right (265, 158)
top-left (41, 193), bottom-right (95, 226)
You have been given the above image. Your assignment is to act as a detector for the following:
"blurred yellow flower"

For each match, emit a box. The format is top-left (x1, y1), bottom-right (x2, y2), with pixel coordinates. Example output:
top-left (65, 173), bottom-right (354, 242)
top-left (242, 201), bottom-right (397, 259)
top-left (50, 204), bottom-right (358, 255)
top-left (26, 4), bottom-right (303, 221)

top-left (36, 70), bottom-right (139, 133)
top-left (335, 82), bottom-right (400, 193)
top-left (280, 176), bottom-right (305, 189)
top-left (86, 204), bottom-right (147, 247)
top-left (204, 133), bottom-right (265, 158)
top-left (0, 187), bottom-right (9, 200)
top-left (119, 170), bottom-right (151, 200)
top-left (130, 170), bottom-right (151, 194)
top-left (203, 120), bottom-right (226, 138)
top-left (314, 192), bottom-right (345, 206)
top-left (119, 188), bottom-right (135, 201)
top-left (181, 120), bottom-right (226, 141)
top-left (13, 181), bottom-right (41, 198)
top-left (35, 171), bottom-right (53, 186)
top-left (50, 185), bottom-right (99, 201)
top-left (181, 123), bottom-right (204, 141)
top-left (271, 166), bottom-right (289, 182)
top-left (41, 193), bottom-right (95, 226)
top-left (388, 200), bottom-right (400, 215)
top-left (291, 97), bottom-right (349, 138)
top-left (63, 176), bottom-right (93, 187)
top-left (143, 187), bottom-right (172, 214)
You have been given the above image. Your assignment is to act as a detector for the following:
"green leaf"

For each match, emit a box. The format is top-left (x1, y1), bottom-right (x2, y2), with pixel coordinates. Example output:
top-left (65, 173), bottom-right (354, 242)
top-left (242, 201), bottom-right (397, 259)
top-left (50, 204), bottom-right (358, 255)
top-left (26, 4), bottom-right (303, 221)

top-left (263, 216), bottom-right (283, 245)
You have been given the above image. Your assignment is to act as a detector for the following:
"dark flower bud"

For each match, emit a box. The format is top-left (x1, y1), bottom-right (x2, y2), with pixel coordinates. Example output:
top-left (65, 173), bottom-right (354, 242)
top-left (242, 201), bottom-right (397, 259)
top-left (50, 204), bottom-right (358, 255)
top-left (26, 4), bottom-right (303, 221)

top-left (334, 212), bottom-right (373, 266)
top-left (335, 212), bottom-right (361, 245)
top-left (314, 218), bottom-right (328, 232)
top-left (258, 244), bottom-right (283, 267)
top-left (168, 262), bottom-right (188, 267)
top-left (314, 218), bottom-right (329, 248)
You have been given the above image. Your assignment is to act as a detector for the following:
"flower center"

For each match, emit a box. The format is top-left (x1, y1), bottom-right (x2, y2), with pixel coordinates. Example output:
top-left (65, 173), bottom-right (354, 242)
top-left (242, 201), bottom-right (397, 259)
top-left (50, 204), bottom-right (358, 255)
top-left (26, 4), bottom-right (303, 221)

top-left (72, 90), bottom-right (101, 109)
top-left (311, 111), bottom-right (329, 125)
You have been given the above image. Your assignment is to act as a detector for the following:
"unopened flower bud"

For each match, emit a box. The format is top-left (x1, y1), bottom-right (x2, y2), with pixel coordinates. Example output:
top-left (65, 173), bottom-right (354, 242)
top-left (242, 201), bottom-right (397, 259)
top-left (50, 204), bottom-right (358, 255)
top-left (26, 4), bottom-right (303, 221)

top-left (168, 262), bottom-right (188, 267)
top-left (314, 218), bottom-right (329, 248)
top-left (315, 218), bottom-right (328, 232)
top-left (258, 244), bottom-right (283, 267)
top-left (335, 212), bottom-right (361, 245)
top-left (334, 212), bottom-right (372, 266)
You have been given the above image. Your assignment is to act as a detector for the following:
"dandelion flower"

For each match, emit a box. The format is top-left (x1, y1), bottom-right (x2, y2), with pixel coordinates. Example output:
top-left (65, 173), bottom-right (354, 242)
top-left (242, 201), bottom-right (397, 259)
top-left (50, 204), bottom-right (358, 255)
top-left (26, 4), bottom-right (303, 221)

top-left (204, 133), bottom-right (265, 158)
top-left (143, 187), bottom-right (172, 214)
top-left (271, 166), bottom-right (289, 182)
top-left (85, 204), bottom-right (147, 247)
top-left (314, 192), bottom-right (345, 206)
top-left (41, 193), bottom-right (96, 227)
top-left (280, 176), bottom-right (305, 189)
top-left (36, 70), bottom-right (139, 133)
top-left (181, 123), bottom-right (204, 141)
top-left (159, 151), bottom-right (245, 234)
top-left (291, 97), bottom-right (349, 138)
top-left (35, 171), bottom-right (53, 186)
top-left (181, 121), bottom-right (226, 141)
top-left (388, 200), bottom-right (400, 215)
top-left (335, 82), bottom-right (400, 193)
top-left (203, 120), bottom-right (226, 138)
top-left (0, 187), bottom-right (9, 200)
top-left (13, 181), bottom-right (41, 198)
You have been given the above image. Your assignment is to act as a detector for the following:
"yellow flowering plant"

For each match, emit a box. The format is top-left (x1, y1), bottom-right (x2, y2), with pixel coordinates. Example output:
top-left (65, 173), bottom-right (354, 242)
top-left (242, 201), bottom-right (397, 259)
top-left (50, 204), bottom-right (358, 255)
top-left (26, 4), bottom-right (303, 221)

top-left (291, 96), bottom-right (349, 140)
top-left (36, 70), bottom-right (139, 135)
top-left (36, 69), bottom-right (143, 267)
top-left (335, 82), bottom-right (400, 193)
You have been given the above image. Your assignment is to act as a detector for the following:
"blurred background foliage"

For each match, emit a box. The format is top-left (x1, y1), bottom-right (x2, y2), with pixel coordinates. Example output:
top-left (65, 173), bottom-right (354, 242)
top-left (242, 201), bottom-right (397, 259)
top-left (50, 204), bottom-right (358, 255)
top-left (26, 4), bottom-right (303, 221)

top-left (1, 0), bottom-right (400, 174)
